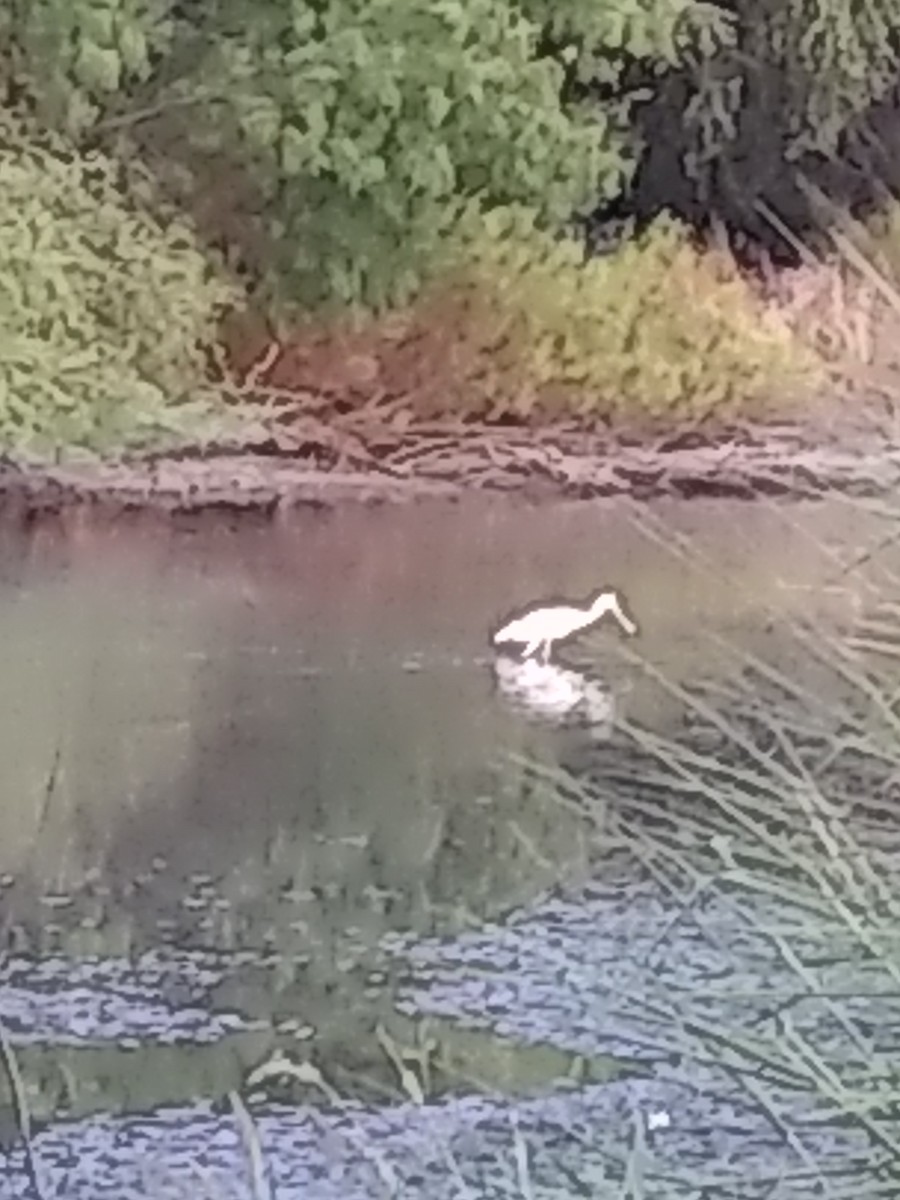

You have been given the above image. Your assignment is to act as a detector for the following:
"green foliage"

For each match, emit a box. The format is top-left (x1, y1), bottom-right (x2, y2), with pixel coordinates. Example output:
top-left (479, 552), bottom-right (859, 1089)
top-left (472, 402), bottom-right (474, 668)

top-left (0, 0), bottom-right (744, 319)
top-left (653, 0), bottom-right (900, 217)
top-left (771, 0), bottom-right (899, 153)
top-left (0, 0), bottom-right (843, 446)
top-left (413, 207), bottom-right (819, 423)
top-left (0, 0), bottom-right (177, 134)
top-left (3, 0), bottom-right (896, 318)
top-left (0, 109), bottom-right (241, 458)
top-left (520, 0), bottom-right (736, 83)
top-left (186, 0), bottom-right (616, 312)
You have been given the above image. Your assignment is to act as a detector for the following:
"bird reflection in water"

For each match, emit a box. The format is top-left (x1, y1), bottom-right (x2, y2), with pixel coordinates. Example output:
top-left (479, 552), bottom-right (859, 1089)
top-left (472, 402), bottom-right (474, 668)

top-left (491, 654), bottom-right (617, 731)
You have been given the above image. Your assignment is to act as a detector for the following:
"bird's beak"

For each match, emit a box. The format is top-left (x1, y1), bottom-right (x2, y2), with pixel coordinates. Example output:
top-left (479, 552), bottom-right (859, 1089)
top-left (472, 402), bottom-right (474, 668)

top-left (612, 597), bottom-right (638, 636)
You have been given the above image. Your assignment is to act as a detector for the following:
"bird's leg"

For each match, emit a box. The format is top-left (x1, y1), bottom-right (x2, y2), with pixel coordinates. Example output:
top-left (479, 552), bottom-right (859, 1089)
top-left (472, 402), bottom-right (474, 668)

top-left (521, 639), bottom-right (541, 660)
top-left (538, 642), bottom-right (551, 665)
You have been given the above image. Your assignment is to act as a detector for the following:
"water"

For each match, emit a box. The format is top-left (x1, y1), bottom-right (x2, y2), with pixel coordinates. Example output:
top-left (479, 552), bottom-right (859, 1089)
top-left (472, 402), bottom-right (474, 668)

top-left (2, 490), bottom-right (899, 1193)
top-left (0, 493), bottom-right (888, 957)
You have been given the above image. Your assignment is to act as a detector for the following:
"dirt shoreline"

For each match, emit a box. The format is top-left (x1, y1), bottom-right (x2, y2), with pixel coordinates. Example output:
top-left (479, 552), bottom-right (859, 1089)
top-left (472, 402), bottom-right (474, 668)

top-left (1, 413), bottom-right (898, 515)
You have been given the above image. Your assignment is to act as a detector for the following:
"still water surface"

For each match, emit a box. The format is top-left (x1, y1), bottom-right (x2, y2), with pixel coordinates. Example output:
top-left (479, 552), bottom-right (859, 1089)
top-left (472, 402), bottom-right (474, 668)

top-left (0, 492), bottom-right (889, 963)
top-left (3, 490), bottom-right (900, 1198)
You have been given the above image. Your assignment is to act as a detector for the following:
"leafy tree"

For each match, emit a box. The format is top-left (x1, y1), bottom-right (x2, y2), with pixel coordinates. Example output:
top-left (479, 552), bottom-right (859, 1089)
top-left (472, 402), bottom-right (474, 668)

top-left (521, 0), bottom-right (736, 84)
top-left (5, 0), bottom-right (898, 276)
top-left (175, 0), bottom-right (619, 311)
top-left (0, 0), bottom-right (177, 133)
top-left (0, 0), bottom-right (729, 312)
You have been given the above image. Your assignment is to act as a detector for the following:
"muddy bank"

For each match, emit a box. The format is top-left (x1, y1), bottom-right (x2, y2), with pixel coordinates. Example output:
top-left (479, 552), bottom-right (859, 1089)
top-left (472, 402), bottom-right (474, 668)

top-left (1, 411), bottom-right (898, 514)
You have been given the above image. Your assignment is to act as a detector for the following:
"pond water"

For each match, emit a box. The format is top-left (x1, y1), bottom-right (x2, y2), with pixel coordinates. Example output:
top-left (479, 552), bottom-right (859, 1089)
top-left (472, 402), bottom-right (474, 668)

top-left (2, 489), bottom-right (900, 1193)
top-left (0, 492), bottom-right (890, 963)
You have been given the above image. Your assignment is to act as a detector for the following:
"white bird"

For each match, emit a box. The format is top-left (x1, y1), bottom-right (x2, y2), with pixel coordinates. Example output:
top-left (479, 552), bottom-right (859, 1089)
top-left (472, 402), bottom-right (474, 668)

top-left (491, 588), bottom-right (637, 664)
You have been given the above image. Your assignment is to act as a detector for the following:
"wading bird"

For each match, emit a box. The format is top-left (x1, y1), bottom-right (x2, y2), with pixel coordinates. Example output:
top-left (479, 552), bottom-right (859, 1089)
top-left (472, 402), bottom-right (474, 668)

top-left (491, 588), bottom-right (637, 664)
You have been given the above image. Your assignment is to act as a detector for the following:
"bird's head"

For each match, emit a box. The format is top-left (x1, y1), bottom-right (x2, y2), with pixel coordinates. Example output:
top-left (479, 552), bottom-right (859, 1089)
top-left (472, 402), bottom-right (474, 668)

top-left (590, 589), bottom-right (638, 635)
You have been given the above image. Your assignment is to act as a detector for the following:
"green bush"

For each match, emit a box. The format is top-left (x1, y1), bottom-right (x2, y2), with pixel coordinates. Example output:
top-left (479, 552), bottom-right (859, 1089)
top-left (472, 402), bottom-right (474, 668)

top-left (192, 0), bottom-right (612, 314)
top-left (412, 207), bottom-right (820, 423)
top-left (0, 0), bottom-right (741, 321)
top-left (0, 0), bottom-right (177, 135)
top-left (0, 109), bottom-right (241, 459)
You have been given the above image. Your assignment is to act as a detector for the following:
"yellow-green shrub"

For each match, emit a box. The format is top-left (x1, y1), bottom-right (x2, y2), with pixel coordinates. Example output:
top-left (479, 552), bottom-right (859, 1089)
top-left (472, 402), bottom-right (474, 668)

top-left (0, 109), bottom-right (242, 459)
top-left (413, 206), bottom-right (821, 425)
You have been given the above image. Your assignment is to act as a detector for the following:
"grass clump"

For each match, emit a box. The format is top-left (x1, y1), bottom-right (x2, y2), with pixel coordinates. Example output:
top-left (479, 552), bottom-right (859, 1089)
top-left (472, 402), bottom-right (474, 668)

top-left (497, 606), bottom-right (900, 1190)
top-left (0, 109), bottom-right (243, 461)
top-left (538, 512), bottom-right (900, 1194)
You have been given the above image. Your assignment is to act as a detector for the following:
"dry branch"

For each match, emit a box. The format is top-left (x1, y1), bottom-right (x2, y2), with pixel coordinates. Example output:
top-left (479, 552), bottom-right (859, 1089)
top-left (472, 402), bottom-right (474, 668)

top-left (0, 411), bottom-right (897, 514)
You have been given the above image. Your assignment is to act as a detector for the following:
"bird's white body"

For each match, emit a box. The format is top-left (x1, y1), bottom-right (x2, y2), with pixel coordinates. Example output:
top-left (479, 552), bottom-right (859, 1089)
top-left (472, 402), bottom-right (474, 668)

top-left (491, 589), bottom-right (637, 664)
